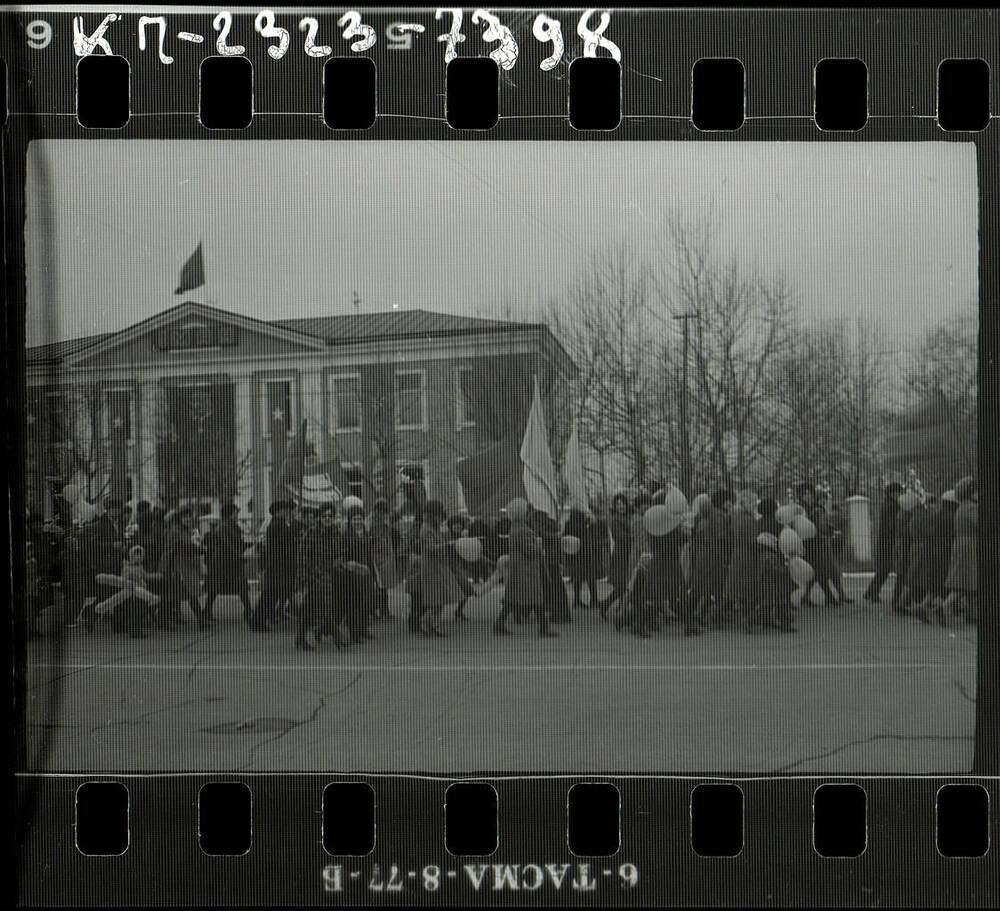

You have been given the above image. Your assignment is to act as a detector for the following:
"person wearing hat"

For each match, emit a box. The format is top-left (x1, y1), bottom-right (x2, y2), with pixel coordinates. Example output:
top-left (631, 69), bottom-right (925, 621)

top-left (864, 482), bottom-right (905, 603)
top-left (295, 502), bottom-right (349, 650)
top-left (890, 489), bottom-right (919, 615)
top-left (370, 498), bottom-right (400, 621)
top-left (633, 503), bottom-right (700, 638)
top-left (254, 499), bottom-right (297, 631)
top-left (340, 504), bottom-right (377, 643)
top-left (915, 488), bottom-right (961, 623)
top-left (419, 500), bottom-right (461, 637)
top-left (202, 503), bottom-right (251, 624)
top-left (723, 488), bottom-right (761, 632)
top-left (493, 498), bottom-right (557, 638)
top-left (940, 476), bottom-right (977, 624)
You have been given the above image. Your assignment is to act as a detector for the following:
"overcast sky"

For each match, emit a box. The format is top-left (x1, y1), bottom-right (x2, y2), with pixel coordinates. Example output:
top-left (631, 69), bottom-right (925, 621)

top-left (25, 139), bottom-right (978, 348)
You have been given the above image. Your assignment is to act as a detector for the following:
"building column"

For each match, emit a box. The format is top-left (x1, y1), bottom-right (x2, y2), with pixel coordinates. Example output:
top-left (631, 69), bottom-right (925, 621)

top-left (137, 381), bottom-right (161, 505)
top-left (233, 373), bottom-right (256, 522)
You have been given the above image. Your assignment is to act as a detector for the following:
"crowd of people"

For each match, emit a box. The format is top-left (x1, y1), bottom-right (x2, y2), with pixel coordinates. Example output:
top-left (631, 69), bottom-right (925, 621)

top-left (23, 473), bottom-right (978, 647)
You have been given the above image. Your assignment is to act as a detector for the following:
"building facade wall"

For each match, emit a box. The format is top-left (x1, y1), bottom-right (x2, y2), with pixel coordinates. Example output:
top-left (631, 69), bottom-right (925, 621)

top-left (25, 316), bottom-right (575, 524)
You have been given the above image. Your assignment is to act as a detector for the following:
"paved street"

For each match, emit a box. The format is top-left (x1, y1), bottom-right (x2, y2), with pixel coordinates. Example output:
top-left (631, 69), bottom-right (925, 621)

top-left (23, 574), bottom-right (976, 774)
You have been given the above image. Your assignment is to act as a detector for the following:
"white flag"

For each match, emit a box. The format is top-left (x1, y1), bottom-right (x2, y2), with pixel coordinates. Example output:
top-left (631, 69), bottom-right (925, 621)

top-left (562, 421), bottom-right (589, 511)
top-left (520, 376), bottom-right (559, 520)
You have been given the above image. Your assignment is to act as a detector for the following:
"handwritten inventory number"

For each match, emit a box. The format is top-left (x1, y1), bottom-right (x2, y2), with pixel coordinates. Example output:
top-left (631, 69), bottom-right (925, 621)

top-left (323, 862), bottom-right (639, 893)
top-left (26, 9), bottom-right (622, 69)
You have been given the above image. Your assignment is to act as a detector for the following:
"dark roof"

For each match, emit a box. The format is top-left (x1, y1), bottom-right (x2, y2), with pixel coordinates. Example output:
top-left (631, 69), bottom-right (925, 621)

top-left (27, 331), bottom-right (114, 366)
top-left (274, 309), bottom-right (531, 344)
top-left (26, 307), bottom-right (546, 367)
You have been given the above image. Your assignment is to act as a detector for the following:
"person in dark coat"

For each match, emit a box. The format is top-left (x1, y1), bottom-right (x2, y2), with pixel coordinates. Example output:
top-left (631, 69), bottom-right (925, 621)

top-left (530, 508), bottom-right (572, 623)
top-left (685, 493), bottom-right (729, 627)
top-left (404, 513), bottom-right (425, 634)
top-left (341, 505), bottom-right (378, 642)
top-left (294, 502), bottom-right (349, 650)
top-left (890, 490), bottom-right (919, 614)
top-left (493, 498), bottom-right (557, 638)
top-left (255, 500), bottom-right (297, 631)
top-left (941, 476), bottom-right (977, 623)
top-left (903, 495), bottom-right (938, 609)
top-left (811, 491), bottom-right (852, 605)
top-left (419, 500), bottom-right (462, 637)
top-left (864, 482), bottom-right (904, 603)
top-left (755, 498), bottom-right (797, 632)
top-left (203, 503), bottom-right (251, 623)
top-left (445, 513), bottom-right (477, 621)
top-left (598, 493), bottom-right (632, 619)
top-left (563, 508), bottom-right (600, 610)
top-left (724, 489), bottom-right (760, 629)
top-left (915, 489), bottom-right (960, 622)
top-left (590, 504), bottom-right (611, 581)
top-left (630, 504), bottom-right (698, 637)
top-left (466, 514), bottom-right (491, 583)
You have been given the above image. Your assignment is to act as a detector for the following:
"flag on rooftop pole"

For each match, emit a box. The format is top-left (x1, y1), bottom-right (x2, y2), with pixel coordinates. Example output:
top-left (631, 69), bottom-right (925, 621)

top-left (562, 420), bottom-right (589, 512)
top-left (174, 241), bottom-right (205, 295)
top-left (520, 375), bottom-right (560, 520)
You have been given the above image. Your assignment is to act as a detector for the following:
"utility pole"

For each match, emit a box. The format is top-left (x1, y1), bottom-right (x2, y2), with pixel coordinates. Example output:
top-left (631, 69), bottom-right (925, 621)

top-left (673, 313), bottom-right (699, 499)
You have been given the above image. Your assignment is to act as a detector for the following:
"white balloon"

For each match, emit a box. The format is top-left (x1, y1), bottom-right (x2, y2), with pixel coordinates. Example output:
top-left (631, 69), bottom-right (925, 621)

top-left (454, 537), bottom-right (483, 563)
top-left (787, 556), bottom-right (814, 588)
top-left (791, 515), bottom-right (818, 541)
top-left (561, 535), bottom-right (581, 555)
top-left (779, 527), bottom-right (805, 558)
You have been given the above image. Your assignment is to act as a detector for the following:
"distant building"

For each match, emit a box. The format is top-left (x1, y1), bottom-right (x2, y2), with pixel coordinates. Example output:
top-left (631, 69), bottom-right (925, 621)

top-left (25, 302), bottom-right (576, 523)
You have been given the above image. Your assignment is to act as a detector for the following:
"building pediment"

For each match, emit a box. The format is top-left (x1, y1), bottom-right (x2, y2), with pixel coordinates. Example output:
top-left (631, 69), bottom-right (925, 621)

top-left (64, 302), bottom-right (327, 369)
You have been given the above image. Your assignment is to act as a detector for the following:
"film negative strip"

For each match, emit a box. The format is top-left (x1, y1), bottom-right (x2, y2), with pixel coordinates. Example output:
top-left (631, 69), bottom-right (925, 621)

top-left (5, 5), bottom-right (998, 907)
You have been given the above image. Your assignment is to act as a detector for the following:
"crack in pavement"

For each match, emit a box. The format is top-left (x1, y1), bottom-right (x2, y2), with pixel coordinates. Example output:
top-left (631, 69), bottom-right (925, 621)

top-left (237, 695), bottom-right (330, 771)
top-left (89, 698), bottom-right (204, 733)
top-left (773, 733), bottom-right (974, 773)
top-left (25, 663), bottom-right (100, 693)
top-left (954, 680), bottom-right (976, 703)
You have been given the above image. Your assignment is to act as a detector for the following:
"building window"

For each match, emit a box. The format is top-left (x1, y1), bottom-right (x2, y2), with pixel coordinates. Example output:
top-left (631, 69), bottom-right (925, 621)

top-left (395, 370), bottom-right (427, 429)
top-left (341, 464), bottom-right (365, 500)
top-left (329, 373), bottom-right (362, 432)
top-left (263, 377), bottom-right (297, 436)
top-left (455, 367), bottom-right (476, 429)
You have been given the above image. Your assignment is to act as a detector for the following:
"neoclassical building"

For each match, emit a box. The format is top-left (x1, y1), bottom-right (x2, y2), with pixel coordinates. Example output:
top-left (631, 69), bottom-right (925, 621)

top-left (25, 302), bottom-right (576, 524)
